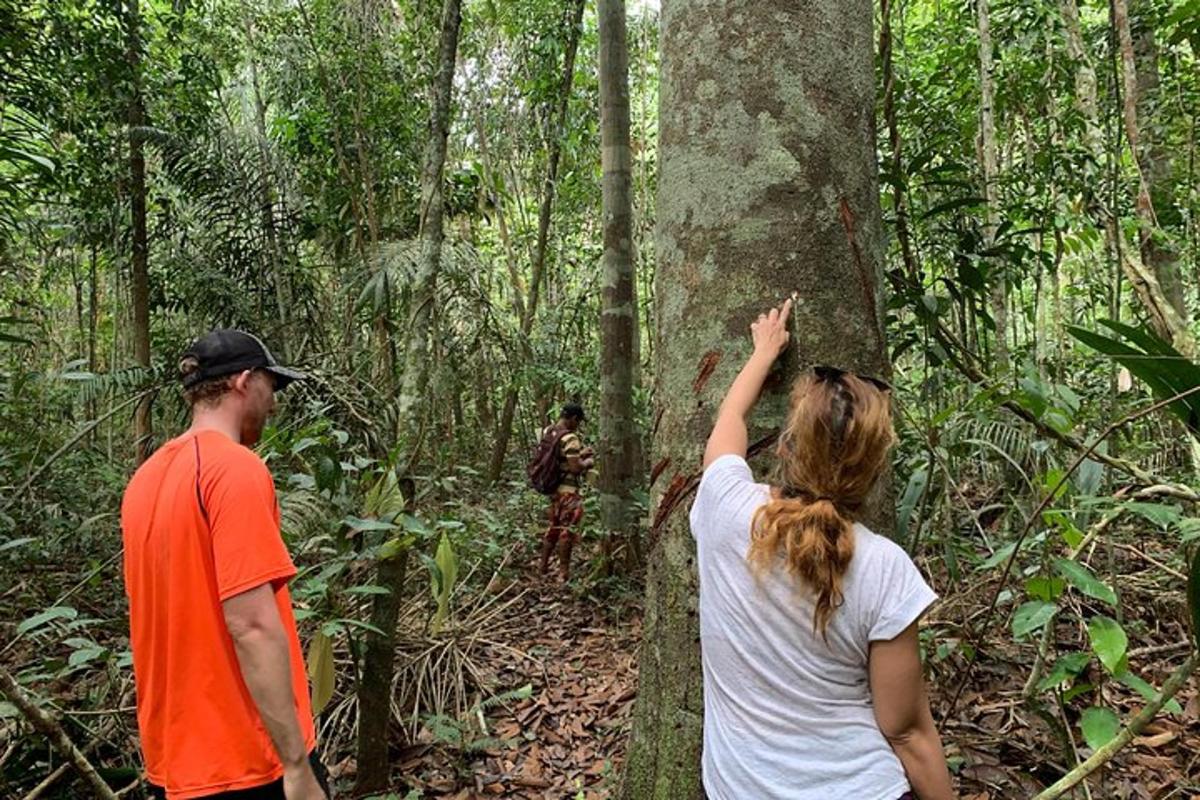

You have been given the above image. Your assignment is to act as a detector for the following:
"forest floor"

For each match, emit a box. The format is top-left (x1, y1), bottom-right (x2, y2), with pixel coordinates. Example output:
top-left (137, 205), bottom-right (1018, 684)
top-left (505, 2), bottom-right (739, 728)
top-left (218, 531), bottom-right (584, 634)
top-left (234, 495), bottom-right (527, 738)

top-left (4, 523), bottom-right (1198, 798)
top-left (348, 554), bottom-right (642, 799)
top-left (368, 532), bottom-right (1200, 799)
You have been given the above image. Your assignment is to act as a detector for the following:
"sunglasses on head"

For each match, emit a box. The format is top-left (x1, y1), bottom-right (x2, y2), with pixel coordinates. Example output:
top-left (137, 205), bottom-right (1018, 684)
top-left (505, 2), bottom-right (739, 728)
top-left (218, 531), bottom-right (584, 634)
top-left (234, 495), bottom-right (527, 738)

top-left (812, 364), bottom-right (892, 393)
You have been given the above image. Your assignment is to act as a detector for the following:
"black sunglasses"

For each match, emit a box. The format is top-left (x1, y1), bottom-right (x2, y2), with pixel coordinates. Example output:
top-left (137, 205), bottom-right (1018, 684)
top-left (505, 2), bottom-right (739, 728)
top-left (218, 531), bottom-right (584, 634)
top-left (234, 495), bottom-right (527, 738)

top-left (813, 364), bottom-right (892, 393)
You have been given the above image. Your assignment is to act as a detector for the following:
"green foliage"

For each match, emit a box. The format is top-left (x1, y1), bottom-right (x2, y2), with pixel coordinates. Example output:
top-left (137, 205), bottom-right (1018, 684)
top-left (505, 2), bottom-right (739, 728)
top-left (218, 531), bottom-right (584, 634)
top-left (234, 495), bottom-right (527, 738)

top-left (1068, 320), bottom-right (1200, 433)
top-left (1087, 616), bottom-right (1129, 676)
top-left (1080, 706), bottom-right (1120, 750)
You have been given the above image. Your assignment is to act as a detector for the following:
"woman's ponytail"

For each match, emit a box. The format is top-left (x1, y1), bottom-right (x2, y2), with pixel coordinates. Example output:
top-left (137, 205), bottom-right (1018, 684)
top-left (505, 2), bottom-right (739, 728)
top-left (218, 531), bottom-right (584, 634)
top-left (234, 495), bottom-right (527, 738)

top-left (749, 496), bottom-right (855, 636)
top-left (746, 371), bottom-right (893, 637)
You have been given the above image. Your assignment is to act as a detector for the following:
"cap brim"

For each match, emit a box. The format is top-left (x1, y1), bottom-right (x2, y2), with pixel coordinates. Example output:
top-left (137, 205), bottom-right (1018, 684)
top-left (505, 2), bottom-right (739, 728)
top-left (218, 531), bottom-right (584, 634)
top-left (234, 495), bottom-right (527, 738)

top-left (265, 365), bottom-right (308, 391)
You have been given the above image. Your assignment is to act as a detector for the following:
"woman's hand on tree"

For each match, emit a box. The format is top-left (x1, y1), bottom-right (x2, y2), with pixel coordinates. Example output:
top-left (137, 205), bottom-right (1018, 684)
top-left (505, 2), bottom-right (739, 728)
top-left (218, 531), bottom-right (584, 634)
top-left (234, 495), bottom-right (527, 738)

top-left (750, 298), bottom-right (792, 361)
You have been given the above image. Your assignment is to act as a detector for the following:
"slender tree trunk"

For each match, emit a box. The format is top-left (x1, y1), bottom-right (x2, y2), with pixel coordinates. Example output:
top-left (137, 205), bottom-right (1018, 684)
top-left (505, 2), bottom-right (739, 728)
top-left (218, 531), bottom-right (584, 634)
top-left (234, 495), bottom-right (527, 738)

top-left (620, 1), bottom-right (890, 795)
top-left (1058, 0), bottom-right (1195, 355)
top-left (598, 0), bottom-right (641, 572)
top-left (976, 0), bottom-right (1009, 373)
top-left (1061, 0), bottom-right (1104, 151)
top-left (245, 17), bottom-right (291, 357)
top-left (1129, 0), bottom-right (1185, 318)
top-left (485, 0), bottom-right (586, 484)
top-left (354, 0), bottom-right (462, 791)
top-left (1110, 0), bottom-right (1195, 353)
top-left (126, 0), bottom-right (152, 463)
top-left (880, 0), bottom-right (918, 282)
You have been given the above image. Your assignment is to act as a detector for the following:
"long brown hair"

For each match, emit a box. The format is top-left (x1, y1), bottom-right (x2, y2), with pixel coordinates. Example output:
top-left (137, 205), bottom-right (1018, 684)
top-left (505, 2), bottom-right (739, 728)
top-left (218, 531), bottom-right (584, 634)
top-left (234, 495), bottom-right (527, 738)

top-left (748, 370), bottom-right (895, 636)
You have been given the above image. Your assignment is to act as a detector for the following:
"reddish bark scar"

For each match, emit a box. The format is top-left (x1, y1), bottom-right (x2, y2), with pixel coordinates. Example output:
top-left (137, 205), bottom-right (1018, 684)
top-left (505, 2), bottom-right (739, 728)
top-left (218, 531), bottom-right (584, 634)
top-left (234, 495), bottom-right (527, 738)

top-left (838, 197), bottom-right (886, 358)
top-left (650, 457), bottom-right (671, 489)
top-left (693, 350), bottom-right (723, 395)
top-left (650, 471), bottom-right (700, 546)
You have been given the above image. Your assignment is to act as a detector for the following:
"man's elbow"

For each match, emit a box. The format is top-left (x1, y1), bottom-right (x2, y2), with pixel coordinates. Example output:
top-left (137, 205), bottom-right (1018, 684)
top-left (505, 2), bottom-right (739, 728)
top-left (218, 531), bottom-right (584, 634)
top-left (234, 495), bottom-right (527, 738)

top-left (222, 589), bottom-right (282, 643)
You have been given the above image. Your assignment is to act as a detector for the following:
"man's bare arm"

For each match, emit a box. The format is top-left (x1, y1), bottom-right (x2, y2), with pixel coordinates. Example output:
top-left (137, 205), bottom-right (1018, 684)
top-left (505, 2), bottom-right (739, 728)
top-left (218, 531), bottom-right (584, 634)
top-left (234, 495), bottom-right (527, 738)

top-left (222, 584), bottom-right (325, 798)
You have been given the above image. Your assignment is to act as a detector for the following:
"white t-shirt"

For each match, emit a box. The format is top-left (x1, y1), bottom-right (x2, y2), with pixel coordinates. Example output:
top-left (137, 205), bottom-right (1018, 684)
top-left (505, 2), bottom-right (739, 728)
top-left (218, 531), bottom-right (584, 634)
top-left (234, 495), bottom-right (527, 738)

top-left (690, 454), bottom-right (937, 800)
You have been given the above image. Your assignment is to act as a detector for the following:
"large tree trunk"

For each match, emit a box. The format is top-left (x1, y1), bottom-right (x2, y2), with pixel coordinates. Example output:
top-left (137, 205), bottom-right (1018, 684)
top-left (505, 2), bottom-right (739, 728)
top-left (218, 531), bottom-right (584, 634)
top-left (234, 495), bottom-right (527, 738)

top-left (485, 0), bottom-right (585, 484)
top-left (976, 0), bottom-right (1009, 373)
top-left (597, 0), bottom-right (641, 572)
top-left (354, 0), bottom-right (462, 791)
top-left (126, 0), bottom-right (152, 463)
top-left (620, 1), bottom-right (890, 796)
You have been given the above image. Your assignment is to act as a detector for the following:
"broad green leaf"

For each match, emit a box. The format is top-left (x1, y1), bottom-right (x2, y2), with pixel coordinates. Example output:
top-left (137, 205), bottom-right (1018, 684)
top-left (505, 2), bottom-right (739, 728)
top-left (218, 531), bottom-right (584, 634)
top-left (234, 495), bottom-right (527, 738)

top-left (343, 516), bottom-right (398, 533)
top-left (378, 534), bottom-right (414, 561)
top-left (977, 541), bottom-right (1016, 571)
top-left (1054, 559), bottom-right (1117, 606)
top-left (1087, 616), bottom-right (1128, 675)
top-left (0, 537), bottom-right (35, 552)
top-left (430, 533), bottom-right (458, 634)
top-left (344, 585), bottom-right (391, 596)
top-left (68, 647), bottom-right (105, 668)
top-left (306, 630), bottom-right (335, 715)
top-left (1024, 576), bottom-right (1064, 602)
top-left (1068, 322), bottom-right (1200, 433)
top-left (1036, 651), bottom-right (1091, 692)
top-left (898, 465), bottom-right (929, 544)
top-left (401, 514), bottom-right (433, 536)
top-left (1123, 502), bottom-right (1183, 529)
top-left (1080, 706), bottom-right (1120, 750)
top-left (1013, 601), bottom-right (1056, 640)
top-left (17, 606), bottom-right (77, 635)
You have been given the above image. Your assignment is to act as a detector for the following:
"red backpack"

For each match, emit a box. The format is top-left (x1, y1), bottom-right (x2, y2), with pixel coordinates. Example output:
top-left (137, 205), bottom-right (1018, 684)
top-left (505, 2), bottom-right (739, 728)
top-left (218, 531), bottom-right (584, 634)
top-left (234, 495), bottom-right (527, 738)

top-left (527, 425), bottom-right (569, 495)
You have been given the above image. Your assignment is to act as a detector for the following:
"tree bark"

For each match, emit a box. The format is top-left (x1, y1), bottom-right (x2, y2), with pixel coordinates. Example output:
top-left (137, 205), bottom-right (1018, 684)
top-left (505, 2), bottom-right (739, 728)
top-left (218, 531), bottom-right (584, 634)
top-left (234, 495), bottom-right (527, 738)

top-left (485, 0), bottom-right (586, 484)
top-left (354, 0), bottom-right (462, 791)
top-left (976, 0), bottom-right (1009, 373)
top-left (1129, 0), bottom-right (1185, 318)
top-left (619, 1), bottom-right (890, 795)
top-left (126, 0), bottom-right (152, 463)
top-left (1110, 0), bottom-right (1194, 353)
top-left (880, 0), bottom-right (918, 282)
top-left (598, 0), bottom-right (641, 572)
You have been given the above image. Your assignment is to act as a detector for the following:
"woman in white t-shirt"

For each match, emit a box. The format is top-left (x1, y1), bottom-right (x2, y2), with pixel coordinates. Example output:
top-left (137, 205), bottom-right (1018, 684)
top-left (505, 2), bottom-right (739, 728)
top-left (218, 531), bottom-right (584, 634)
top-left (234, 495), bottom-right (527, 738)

top-left (691, 298), bottom-right (954, 800)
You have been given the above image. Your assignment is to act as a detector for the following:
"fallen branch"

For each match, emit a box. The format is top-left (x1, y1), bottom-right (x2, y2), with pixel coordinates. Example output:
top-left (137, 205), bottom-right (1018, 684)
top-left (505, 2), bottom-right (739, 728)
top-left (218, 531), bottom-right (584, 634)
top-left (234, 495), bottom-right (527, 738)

top-left (0, 666), bottom-right (118, 800)
top-left (1032, 650), bottom-right (1199, 800)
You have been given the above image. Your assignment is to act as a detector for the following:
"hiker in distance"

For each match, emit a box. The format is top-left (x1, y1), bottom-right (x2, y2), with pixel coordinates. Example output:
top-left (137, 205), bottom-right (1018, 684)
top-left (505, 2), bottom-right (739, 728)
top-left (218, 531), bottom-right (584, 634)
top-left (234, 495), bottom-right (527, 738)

top-left (529, 403), bottom-right (595, 581)
top-left (121, 330), bottom-right (330, 800)
top-left (691, 300), bottom-right (954, 799)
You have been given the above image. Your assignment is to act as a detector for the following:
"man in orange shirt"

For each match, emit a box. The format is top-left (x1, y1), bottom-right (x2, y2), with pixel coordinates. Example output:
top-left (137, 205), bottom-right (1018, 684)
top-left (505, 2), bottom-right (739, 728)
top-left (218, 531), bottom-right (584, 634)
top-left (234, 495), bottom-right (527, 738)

top-left (121, 330), bottom-right (328, 799)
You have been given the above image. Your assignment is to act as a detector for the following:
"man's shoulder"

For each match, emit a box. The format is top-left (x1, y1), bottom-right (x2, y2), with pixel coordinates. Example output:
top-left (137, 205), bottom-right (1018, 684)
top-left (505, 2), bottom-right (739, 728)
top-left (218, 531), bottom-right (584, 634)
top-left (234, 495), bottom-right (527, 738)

top-left (559, 431), bottom-right (582, 451)
top-left (197, 431), bottom-right (271, 480)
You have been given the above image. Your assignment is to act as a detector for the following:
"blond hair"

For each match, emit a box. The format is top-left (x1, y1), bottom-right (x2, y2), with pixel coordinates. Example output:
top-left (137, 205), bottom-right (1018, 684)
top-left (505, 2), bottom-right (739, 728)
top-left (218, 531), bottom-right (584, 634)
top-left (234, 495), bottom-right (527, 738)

top-left (748, 372), bottom-right (895, 636)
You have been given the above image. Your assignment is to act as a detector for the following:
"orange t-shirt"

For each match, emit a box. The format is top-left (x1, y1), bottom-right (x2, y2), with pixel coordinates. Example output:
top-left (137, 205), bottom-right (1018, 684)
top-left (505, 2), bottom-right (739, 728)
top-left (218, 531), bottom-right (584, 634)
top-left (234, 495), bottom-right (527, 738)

top-left (121, 429), bottom-right (316, 799)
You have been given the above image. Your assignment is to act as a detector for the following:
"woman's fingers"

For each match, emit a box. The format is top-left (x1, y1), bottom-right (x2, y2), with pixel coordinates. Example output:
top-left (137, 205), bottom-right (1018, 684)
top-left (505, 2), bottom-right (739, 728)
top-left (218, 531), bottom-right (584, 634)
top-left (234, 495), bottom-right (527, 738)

top-left (780, 297), bottom-right (792, 325)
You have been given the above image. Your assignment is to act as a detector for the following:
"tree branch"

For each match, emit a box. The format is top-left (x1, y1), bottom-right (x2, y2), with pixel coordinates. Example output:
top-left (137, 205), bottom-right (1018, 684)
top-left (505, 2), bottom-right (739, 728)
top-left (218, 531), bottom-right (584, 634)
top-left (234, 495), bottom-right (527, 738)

top-left (1032, 651), bottom-right (1199, 800)
top-left (0, 667), bottom-right (118, 800)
